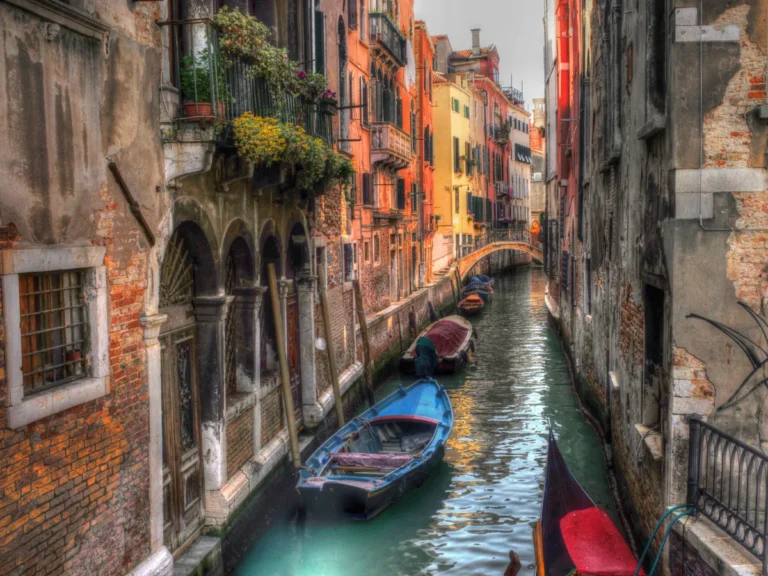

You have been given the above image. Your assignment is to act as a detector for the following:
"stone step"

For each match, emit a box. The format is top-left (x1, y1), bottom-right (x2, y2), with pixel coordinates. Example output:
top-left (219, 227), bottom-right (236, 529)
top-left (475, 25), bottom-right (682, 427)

top-left (174, 536), bottom-right (222, 576)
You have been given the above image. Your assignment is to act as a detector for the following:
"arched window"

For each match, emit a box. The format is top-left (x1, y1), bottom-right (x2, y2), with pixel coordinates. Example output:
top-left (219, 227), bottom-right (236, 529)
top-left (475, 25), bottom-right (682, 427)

top-left (410, 100), bottom-right (416, 153)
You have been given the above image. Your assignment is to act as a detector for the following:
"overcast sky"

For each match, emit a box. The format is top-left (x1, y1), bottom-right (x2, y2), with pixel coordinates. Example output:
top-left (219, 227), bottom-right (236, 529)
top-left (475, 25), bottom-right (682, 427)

top-left (414, 0), bottom-right (545, 111)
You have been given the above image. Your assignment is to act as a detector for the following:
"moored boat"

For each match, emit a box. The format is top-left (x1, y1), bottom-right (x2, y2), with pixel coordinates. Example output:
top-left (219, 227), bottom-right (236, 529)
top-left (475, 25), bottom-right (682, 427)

top-left (462, 282), bottom-right (493, 303)
top-left (472, 274), bottom-right (494, 286)
top-left (458, 294), bottom-right (485, 316)
top-left (399, 315), bottom-right (475, 374)
top-left (531, 430), bottom-right (643, 576)
top-left (296, 379), bottom-right (453, 519)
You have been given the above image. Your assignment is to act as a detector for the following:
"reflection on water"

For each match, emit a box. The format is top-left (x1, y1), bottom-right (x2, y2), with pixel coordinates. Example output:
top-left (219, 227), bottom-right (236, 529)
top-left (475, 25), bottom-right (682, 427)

top-left (233, 269), bottom-right (614, 576)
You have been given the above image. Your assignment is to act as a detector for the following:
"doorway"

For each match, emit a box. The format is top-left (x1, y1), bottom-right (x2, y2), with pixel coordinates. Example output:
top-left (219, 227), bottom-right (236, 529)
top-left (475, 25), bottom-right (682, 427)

top-left (159, 231), bottom-right (204, 553)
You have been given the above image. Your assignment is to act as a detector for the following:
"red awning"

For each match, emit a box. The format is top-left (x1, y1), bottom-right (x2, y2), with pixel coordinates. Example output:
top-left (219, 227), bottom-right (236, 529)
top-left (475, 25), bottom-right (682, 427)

top-left (560, 507), bottom-right (643, 576)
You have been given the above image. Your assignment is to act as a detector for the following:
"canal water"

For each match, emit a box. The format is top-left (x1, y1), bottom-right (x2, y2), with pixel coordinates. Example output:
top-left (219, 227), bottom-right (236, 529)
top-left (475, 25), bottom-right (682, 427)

top-left (233, 268), bottom-right (616, 576)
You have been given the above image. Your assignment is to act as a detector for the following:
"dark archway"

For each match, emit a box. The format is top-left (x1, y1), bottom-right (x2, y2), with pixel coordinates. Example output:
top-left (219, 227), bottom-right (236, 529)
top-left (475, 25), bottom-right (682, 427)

top-left (259, 226), bottom-right (282, 377)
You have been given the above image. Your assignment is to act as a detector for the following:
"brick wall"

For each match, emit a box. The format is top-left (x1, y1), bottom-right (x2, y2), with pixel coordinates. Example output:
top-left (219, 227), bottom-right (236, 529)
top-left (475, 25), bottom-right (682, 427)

top-left (0, 228), bottom-right (152, 575)
top-left (226, 411), bottom-right (254, 480)
top-left (619, 285), bottom-right (644, 367)
top-left (260, 387), bottom-right (283, 447)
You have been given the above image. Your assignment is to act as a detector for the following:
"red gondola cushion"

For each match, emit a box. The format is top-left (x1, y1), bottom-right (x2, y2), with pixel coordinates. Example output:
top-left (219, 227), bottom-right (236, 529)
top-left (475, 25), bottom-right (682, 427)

top-left (560, 507), bottom-right (644, 576)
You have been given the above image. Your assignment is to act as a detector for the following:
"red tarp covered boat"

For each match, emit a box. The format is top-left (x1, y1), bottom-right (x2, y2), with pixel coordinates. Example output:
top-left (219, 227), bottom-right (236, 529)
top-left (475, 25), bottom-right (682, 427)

top-left (531, 430), bottom-right (643, 576)
top-left (399, 316), bottom-right (474, 375)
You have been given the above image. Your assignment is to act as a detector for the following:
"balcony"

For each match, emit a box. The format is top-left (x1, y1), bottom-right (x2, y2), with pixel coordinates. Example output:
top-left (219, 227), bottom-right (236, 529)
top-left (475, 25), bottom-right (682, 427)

top-left (160, 19), bottom-right (333, 152)
top-left (494, 181), bottom-right (510, 198)
top-left (369, 13), bottom-right (407, 67)
top-left (373, 208), bottom-right (404, 222)
top-left (493, 125), bottom-right (511, 146)
top-left (224, 60), bottom-right (333, 146)
top-left (371, 122), bottom-right (412, 170)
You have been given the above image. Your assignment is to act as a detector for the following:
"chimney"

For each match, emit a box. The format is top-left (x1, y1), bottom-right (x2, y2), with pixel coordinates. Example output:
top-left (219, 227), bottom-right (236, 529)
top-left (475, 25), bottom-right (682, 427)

top-left (471, 28), bottom-right (481, 55)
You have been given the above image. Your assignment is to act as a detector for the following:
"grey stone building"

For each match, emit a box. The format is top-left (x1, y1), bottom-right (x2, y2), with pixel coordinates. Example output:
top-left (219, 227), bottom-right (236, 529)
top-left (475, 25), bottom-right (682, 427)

top-left (545, 0), bottom-right (768, 573)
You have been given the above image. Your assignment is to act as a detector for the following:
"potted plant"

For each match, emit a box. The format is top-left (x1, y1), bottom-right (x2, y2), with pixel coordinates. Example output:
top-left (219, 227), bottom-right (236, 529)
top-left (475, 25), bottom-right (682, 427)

top-left (179, 48), bottom-right (228, 118)
top-left (318, 89), bottom-right (338, 116)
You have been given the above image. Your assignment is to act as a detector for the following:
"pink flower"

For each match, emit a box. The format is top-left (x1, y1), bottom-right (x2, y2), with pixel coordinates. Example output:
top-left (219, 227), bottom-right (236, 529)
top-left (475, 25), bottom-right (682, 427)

top-left (296, 70), bottom-right (308, 80)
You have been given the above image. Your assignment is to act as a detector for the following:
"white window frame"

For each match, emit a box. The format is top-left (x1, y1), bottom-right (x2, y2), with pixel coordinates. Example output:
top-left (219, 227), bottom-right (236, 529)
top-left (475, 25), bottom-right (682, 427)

top-left (2, 245), bottom-right (108, 428)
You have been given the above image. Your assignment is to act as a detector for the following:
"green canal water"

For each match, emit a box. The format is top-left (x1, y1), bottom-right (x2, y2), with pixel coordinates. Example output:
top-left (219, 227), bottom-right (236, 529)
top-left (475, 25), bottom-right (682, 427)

top-left (232, 268), bottom-right (616, 575)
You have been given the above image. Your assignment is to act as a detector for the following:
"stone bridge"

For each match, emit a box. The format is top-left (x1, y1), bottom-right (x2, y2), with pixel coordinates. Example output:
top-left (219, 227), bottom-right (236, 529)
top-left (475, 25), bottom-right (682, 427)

top-left (458, 236), bottom-right (544, 281)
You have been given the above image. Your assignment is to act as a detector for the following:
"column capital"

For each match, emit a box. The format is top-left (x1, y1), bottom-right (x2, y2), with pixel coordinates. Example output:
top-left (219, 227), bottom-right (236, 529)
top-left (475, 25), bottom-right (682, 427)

top-left (194, 295), bottom-right (233, 323)
top-left (296, 275), bottom-right (317, 293)
top-left (140, 314), bottom-right (168, 346)
top-left (277, 279), bottom-right (292, 298)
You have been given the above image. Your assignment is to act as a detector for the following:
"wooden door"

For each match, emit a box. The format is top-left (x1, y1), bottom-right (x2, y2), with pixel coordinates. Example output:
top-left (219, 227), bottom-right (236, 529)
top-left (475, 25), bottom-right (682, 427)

top-left (286, 293), bottom-right (303, 422)
top-left (161, 327), bottom-right (203, 552)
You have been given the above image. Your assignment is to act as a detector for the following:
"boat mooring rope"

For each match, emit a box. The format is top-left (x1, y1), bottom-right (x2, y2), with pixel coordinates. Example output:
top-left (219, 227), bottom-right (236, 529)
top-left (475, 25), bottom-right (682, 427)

top-left (633, 504), bottom-right (693, 576)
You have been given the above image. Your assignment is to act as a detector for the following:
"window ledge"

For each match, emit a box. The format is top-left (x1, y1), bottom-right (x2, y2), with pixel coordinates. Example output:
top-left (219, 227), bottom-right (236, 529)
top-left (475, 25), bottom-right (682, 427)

top-left (634, 423), bottom-right (664, 462)
top-left (636, 115), bottom-right (666, 141)
top-left (225, 391), bottom-right (256, 424)
top-left (7, 376), bottom-right (108, 429)
top-left (5, 0), bottom-right (110, 40)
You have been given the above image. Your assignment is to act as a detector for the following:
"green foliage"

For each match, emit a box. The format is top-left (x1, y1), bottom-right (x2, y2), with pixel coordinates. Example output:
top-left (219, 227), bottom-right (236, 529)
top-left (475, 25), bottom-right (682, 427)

top-left (213, 7), bottom-right (328, 102)
top-left (179, 48), bottom-right (228, 104)
top-left (233, 112), bottom-right (354, 191)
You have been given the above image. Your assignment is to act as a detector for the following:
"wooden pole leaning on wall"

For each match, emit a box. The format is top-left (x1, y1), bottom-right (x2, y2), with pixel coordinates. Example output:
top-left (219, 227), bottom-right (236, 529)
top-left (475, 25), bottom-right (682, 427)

top-left (318, 275), bottom-right (345, 428)
top-left (267, 263), bottom-right (301, 469)
top-left (352, 280), bottom-right (376, 408)
top-left (449, 273), bottom-right (459, 313)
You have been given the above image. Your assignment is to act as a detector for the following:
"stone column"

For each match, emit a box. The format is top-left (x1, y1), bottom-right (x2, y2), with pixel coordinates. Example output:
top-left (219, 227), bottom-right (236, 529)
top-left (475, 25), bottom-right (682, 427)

top-left (296, 276), bottom-right (317, 419)
top-left (252, 286), bottom-right (267, 454)
top-left (277, 279), bottom-right (292, 428)
top-left (139, 313), bottom-right (168, 555)
top-left (194, 296), bottom-right (232, 491)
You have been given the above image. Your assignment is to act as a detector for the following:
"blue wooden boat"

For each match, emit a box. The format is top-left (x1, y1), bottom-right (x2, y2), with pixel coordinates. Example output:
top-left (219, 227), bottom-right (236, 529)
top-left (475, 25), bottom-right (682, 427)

top-left (472, 274), bottom-right (494, 286)
top-left (296, 379), bottom-right (453, 519)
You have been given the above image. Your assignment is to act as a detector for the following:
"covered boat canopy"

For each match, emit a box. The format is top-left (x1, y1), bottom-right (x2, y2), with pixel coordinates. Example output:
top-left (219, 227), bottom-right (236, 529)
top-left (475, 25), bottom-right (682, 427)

top-left (422, 318), bottom-right (471, 357)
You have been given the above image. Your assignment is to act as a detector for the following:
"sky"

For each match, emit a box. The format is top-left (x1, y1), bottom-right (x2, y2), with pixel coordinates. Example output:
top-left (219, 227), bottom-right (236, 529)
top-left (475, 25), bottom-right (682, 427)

top-left (414, 0), bottom-right (545, 111)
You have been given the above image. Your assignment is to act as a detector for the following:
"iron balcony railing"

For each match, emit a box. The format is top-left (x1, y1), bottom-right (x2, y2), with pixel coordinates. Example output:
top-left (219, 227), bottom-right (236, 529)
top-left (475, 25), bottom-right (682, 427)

top-left (225, 59), bottom-right (333, 146)
top-left (161, 19), bottom-right (332, 146)
top-left (369, 13), bottom-right (406, 67)
top-left (688, 415), bottom-right (768, 574)
top-left (494, 181), bottom-right (510, 198)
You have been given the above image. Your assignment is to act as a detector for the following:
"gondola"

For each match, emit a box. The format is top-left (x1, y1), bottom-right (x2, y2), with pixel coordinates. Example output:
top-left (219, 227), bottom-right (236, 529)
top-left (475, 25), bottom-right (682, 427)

top-left (399, 315), bottom-right (475, 374)
top-left (458, 294), bottom-right (485, 316)
top-left (532, 430), bottom-right (643, 576)
top-left (296, 379), bottom-right (454, 520)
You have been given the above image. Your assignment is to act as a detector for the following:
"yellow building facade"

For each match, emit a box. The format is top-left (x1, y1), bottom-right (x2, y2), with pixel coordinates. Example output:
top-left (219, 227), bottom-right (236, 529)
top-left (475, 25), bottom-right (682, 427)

top-left (432, 75), bottom-right (477, 272)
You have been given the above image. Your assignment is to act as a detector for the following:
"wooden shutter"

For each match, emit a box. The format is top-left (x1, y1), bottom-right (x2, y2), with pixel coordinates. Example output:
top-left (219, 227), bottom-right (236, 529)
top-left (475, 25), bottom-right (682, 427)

top-left (314, 11), bottom-right (326, 75)
top-left (453, 137), bottom-right (460, 172)
top-left (362, 173), bottom-right (372, 205)
top-left (349, 0), bottom-right (358, 30)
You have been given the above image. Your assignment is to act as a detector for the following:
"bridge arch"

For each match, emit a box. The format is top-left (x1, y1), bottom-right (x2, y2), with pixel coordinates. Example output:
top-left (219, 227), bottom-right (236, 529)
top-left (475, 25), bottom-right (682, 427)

top-left (458, 240), bottom-right (543, 281)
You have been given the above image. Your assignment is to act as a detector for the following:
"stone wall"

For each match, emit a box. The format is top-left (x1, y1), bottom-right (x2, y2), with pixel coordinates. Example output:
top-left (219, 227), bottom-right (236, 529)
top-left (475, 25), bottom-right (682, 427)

top-left (0, 0), bottom-right (165, 573)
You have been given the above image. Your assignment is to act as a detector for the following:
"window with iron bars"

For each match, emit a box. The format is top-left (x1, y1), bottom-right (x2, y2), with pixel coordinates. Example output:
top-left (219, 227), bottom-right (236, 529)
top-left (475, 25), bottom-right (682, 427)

top-left (19, 270), bottom-right (88, 395)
